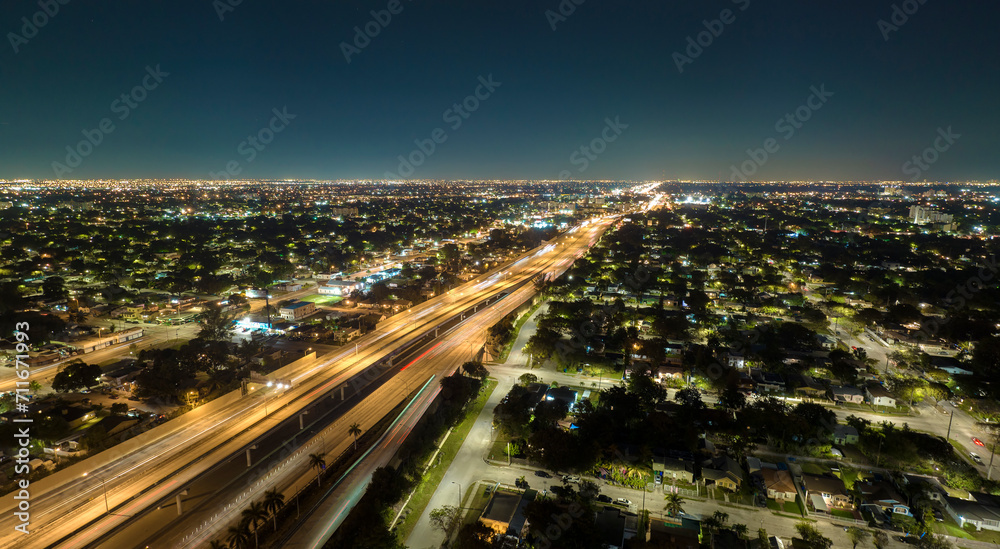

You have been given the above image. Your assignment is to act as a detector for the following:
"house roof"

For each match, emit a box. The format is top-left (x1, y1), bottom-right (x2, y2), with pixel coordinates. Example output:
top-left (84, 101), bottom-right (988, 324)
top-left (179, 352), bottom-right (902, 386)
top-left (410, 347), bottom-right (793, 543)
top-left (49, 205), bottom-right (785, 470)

top-left (802, 473), bottom-right (848, 496)
top-left (866, 383), bottom-right (895, 399)
top-left (482, 491), bottom-right (521, 524)
top-left (857, 480), bottom-right (905, 505)
top-left (761, 468), bottom-right (795, 494)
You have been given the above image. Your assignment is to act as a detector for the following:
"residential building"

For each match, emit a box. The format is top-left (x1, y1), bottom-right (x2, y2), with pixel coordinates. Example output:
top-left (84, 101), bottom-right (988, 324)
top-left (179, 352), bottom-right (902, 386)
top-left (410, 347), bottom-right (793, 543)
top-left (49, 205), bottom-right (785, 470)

top-left (865, 383), bottom-right (897, 408)
top-left (653, 456), bottom-right (696, 483)
top-left (943, 493), bottom-right (1000, 532)
top-left (480, 489), bottom-right (536, 537)
top-left (802, 474), bottom-right (852, 512)
top-left (760, 468), bottom-right (797, 502)
top-left (857, 480), bottom-right (911, 517)
top-left (829, 385), bottom-right (865, 404)
top-left (831, 424), bottom-right (860, 445)
top-left (701, 455), bottom-right (743, 492)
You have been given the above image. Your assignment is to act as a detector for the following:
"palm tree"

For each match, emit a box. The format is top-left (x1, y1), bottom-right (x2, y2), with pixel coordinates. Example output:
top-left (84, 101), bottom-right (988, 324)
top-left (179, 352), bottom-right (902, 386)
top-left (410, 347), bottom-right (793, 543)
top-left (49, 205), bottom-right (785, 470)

top-left (226, 523), bottom-right (252, 549)
top-left (663, 492), bottom-right (685, 517)
top-left (732, 523), bottom-right (748, 539)
top-left (262, 488), bottom-right (285, 531)
top-left (308, 452), bottom-right (326, 487)
top-left (241, 501), bottom-right (267, 547)
top-left (348, 423), bottom-right (362, 450)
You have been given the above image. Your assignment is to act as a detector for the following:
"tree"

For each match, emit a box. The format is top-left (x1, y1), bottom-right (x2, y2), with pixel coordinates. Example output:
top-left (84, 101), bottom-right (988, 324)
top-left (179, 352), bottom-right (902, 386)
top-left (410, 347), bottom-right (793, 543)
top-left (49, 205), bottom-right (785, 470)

top-left (795, 521), bottom-right (833, 549)
top-left (429, 505), bottom-right (460, 536)
top-left (240, 501), bottom-right (267, 547)
top-left (262, 488), bottom-right (284, 531)
top-left (198, 305), bottom-right (235, 342)
top-left (52, 360), bottom-right (103, 392)
top-left (308, 453), bottom-right (326, 487)
top-left (462, 361), bottom-right (489, 379)
top-left (663, 492), bottom-right (685, 517)
top-left (226, 522), bottom-right (252, 549)
top-left (518, 373), bottom-right (538, 386)
top-left (758, 528), bottom-right (769, 546)
top-left (731, 523), bottom-right (748, 539)
top-left (455, 520), bottom-right (496, 549)
top-left (847, 526), bottom-right (870, 549)
top-left (872, 530), bottom-right (889, 549)
top-left (348, 422), bottom-right (362, 451)
top-left (28, 380), bottom-right (41, 394)
top-left (109, 402), bottom-right (128, 416)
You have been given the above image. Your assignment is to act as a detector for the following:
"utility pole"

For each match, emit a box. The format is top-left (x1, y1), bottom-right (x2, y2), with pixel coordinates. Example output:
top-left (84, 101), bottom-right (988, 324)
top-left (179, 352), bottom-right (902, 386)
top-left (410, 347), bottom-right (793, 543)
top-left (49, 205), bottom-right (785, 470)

top-left (946, 411), bottom-right (954, 441)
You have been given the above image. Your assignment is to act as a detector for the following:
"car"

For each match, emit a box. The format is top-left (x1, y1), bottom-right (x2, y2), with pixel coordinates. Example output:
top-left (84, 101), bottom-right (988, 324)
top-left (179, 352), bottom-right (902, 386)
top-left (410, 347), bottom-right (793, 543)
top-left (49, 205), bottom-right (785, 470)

top-left (971, 453), bottom-right (984, 465)
top-left (973, 437), bottom-right (985, 447)
top-left (534, 470), bottom-right (550, 478)
top-left (561, 475), bottom-right (580, 484)
top-left (596, 495), bottom-right (612, 503)
top-left (615, 498), bottom-right (632, 507)
top-left (933, 509), bottom-right (944, 522)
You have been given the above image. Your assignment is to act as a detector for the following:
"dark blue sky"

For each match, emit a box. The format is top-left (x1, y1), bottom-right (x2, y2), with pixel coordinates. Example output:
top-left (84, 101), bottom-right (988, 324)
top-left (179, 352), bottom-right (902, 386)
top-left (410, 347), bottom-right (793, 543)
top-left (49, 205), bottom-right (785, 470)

top-left (2, 1), bottom-right (998, 181)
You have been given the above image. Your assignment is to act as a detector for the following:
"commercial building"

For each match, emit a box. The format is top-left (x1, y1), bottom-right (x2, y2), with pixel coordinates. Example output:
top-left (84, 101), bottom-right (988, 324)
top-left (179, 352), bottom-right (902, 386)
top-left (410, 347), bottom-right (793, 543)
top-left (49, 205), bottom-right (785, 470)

top-left (279, 301), bottom-right (316, 321)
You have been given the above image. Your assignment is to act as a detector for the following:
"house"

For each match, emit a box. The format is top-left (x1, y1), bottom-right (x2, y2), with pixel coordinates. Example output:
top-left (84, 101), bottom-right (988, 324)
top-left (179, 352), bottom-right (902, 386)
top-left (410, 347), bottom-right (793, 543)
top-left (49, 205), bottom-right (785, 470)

top-left (752, 369), bottom-right (785, 393)
top-left (61, 406), bottom-right (96, 429)
top-left (943, 492), bottom-right (1000, 532)
top-left (760, 468), bottom-right (797, 502)
top-left (279, 301), bottom-right (316, 321)
top-left (794, 375), bottom-right (826, 398)
top-left (829, 385), bottom-right (865, 404)
top-left (481, 489), bottom-right (536, 537)
top-left (701, 455), bottom-right (743, 492)
top-left (544, 387), bottom-right (578, 411)
top-left (857, 480), bottom-right (911, 517)
top-left (865, 383), bottom-right (897, 408)
top-left (831, 424), bottom-right (860, 445)
top-left (802, 474), bottom-right (852, 511)
top-left (653, 456), bottom-right (696, 483)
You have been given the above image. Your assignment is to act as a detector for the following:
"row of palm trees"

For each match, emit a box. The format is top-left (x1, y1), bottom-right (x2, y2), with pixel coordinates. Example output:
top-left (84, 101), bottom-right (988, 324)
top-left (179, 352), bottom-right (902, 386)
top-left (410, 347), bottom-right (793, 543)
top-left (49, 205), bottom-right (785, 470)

top-left (208, 488), bottom-right (285, 549)
top-left (209, 422), bottom-right (363, 548)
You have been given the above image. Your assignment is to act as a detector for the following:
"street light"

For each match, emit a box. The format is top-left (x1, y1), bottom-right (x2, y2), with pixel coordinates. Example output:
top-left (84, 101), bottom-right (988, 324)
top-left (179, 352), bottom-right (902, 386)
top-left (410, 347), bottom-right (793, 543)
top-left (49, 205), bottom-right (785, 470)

top-left (451, 481), bottom-right (462, 508)
top-left (83, 472), bottom-right (109, 513)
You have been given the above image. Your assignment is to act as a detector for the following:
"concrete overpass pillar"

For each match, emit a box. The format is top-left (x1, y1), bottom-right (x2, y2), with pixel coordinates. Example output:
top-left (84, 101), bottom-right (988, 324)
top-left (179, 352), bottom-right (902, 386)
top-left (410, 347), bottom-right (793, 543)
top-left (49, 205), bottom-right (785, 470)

top-left (176, 490), bottom-right (188, 515)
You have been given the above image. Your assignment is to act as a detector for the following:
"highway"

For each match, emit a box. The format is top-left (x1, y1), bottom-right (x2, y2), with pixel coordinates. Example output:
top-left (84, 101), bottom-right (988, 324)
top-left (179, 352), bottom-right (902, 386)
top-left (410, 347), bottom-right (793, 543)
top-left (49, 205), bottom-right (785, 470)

top-left (0, 216), bottom-right (613, 549)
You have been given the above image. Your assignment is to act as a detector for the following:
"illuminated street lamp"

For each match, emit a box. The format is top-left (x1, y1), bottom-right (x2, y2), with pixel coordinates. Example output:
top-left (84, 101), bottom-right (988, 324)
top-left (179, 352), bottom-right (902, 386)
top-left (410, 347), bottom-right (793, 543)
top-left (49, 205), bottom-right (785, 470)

top-left (83, 472), bottom-right (109, 513)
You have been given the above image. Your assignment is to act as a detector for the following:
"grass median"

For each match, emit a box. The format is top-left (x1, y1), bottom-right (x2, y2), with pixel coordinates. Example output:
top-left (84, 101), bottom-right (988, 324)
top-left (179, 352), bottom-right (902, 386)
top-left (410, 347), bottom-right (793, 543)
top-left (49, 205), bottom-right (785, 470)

top-left (395, 377), bottom-right (498, 540)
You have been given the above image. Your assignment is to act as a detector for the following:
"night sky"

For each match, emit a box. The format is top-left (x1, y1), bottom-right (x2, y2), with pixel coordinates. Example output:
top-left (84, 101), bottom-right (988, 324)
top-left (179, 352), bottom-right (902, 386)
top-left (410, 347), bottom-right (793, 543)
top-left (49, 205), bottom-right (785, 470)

top-left (2, 1), bottom-right (998, 181)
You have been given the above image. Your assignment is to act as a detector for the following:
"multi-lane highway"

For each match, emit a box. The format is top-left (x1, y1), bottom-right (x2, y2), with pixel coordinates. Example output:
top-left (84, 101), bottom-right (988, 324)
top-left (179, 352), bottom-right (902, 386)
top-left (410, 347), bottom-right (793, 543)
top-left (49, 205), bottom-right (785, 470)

top-left (0, 215), bottom-right (613, 549)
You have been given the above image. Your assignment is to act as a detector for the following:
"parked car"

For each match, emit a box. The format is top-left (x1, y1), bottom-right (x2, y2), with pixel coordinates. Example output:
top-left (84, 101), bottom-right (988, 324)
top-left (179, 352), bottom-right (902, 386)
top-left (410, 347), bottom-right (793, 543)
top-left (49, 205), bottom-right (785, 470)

top-left (973, 437), bottom-right (985, 447)
top-left (596, 495), bottom-right (612, 503)
top-left (534, 470), bottom-right (550, 478)
top-left (971, 453), bottom-right (984, 465)
top-left (561, 475), bottom-right (580, 483)
top-left (615, 498), bottom-right (633, 507)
